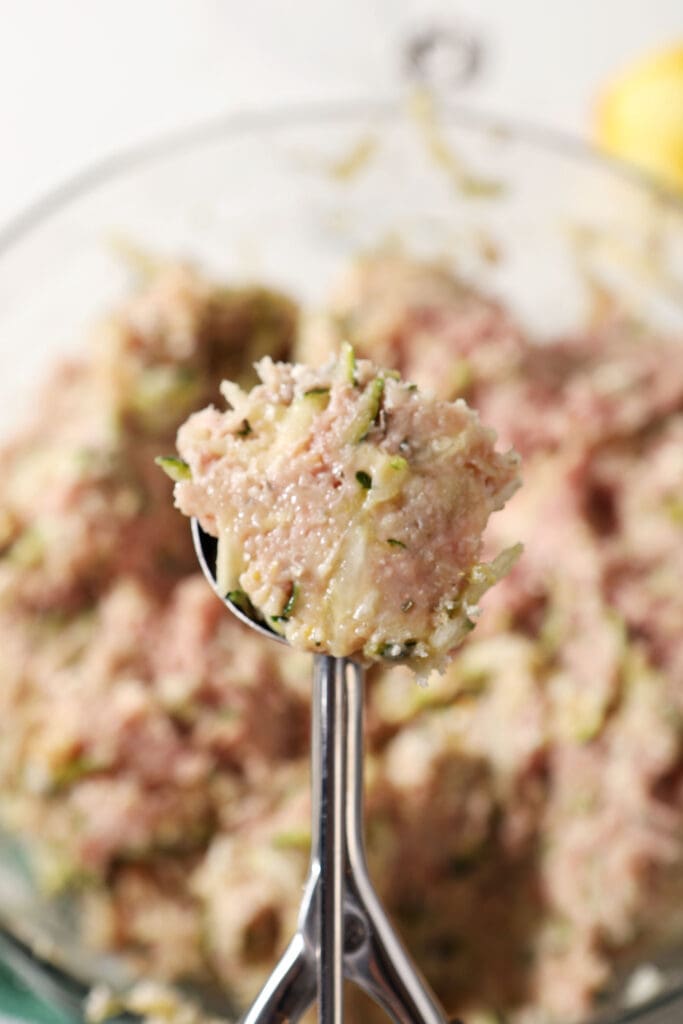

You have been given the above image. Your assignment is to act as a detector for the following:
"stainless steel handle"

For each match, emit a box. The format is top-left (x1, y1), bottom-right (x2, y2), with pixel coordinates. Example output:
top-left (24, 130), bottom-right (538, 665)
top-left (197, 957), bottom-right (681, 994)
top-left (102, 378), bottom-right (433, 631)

top-left (239, 655), bottom-right (451, 1024)
top-left (313, 657), bottom-right (345, 1024)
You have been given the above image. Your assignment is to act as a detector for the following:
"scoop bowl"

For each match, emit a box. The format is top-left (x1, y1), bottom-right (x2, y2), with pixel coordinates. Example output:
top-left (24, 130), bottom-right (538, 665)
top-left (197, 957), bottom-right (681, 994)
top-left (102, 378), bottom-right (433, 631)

top-left (191, 517), bottom-right (288, 644)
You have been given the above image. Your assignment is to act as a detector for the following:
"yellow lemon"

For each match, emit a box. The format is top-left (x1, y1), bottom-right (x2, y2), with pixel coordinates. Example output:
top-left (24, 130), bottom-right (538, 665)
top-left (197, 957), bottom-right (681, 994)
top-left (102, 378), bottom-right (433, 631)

top-left (596, 44), bottom-right (683, 194)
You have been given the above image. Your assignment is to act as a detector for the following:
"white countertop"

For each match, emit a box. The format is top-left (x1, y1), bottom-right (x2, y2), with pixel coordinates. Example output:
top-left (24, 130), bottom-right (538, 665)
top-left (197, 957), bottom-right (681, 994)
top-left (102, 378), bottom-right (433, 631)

top-left (0, 0), bottom-right (681, 231)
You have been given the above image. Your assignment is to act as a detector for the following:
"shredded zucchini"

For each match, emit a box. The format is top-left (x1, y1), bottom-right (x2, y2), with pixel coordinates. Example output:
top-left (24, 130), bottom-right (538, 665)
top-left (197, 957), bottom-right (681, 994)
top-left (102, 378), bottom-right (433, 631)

top-left (301, 387), bottom-right (331, 411)
top-left (338, 341), bottom-right (356, 386)
top-left (8, 527), bottom-right (44, 568)
top-left (154, 455), bottom-right (191, 482)
top-left (377, 639), bottom-right (418, 660)
top-left (227, 589), bottom-right (258, 618)
top-left (272, 581), bottom-right (299, 622)
top-left (272, 828), bottom-right (311, 851)
top-left (349, 375), bottom-right (385, 443)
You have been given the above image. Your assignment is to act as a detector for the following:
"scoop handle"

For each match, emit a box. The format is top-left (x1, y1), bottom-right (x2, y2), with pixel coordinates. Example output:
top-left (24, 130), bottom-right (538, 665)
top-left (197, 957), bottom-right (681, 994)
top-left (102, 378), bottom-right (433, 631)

top-left (240, 656), bottom-right (345, 1024)
top-left (241, 655), bottom-right (453, 1024)
top-left (312, 656), bottom-right (346, 1024)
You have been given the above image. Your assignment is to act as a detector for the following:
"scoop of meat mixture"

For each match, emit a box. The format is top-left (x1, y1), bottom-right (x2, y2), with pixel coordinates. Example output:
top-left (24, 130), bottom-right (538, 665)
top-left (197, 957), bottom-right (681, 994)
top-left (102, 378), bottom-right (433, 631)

top-left (171, 348), bottom-right (521, 677)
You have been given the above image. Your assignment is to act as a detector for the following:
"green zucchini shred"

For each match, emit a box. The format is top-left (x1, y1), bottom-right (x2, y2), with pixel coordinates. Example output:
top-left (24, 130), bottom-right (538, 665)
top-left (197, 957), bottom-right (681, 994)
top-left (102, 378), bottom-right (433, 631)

top-left (356, 470), bottom-right (372, 490)
top-left (53, 755), bottom-right (101, 790)
top-left (355, 375), bottom-right (385, 442)
top-left (378, 639), bottom-right (418, 660)
top-left (8, 527), bottom-right (44, 568)
top-left (340, 341), bottom-right (357, 385)
top-left (272, 828), bottom-right (311, 851)
top-left (664, 495), bottom-right (683, 525)
top-left (387, 538), bottom-right (407, 549)
top-left (272, 581), bottom-right (299, 622)
top-left (131, 366), bottom-right (201, 432)
top-left (236, 418), bottom-right (252, 437)
top-left (227, 589), bottom-right (258, 618)
top-left (154, 455), bottom-right (191, 483)
top-left (302, 386), bottom-right (331, 411)
top-left (215, 707), bottom-right (241, 721)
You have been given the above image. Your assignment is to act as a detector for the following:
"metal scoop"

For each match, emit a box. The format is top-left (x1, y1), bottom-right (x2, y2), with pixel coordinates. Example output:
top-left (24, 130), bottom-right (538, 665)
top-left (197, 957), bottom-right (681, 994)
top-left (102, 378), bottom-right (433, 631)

top-left (192, 519), bottom-right (453, 1024)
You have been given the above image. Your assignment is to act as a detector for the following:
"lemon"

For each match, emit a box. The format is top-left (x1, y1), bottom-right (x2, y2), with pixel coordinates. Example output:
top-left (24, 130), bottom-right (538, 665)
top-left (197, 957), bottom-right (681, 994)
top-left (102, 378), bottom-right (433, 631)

top-left (596, 44), bottom-right (683, 194)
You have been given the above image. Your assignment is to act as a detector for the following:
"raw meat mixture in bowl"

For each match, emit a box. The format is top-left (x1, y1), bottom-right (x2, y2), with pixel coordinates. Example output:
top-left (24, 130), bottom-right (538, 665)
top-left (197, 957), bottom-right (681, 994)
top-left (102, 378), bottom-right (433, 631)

top-left (1, 246), bottom-right (683, 1024)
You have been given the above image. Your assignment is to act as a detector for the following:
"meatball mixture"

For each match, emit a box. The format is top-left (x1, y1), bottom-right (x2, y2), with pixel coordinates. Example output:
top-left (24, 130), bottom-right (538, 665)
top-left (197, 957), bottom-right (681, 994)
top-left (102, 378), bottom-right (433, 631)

top-left (171, 350), bottom-right (521, 676)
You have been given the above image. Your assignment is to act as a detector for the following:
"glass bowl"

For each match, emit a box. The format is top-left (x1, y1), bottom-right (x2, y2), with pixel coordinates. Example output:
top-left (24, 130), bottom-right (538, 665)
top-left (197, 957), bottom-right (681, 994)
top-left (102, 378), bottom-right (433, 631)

top-left (0, 100), bottom-right (682, 1024)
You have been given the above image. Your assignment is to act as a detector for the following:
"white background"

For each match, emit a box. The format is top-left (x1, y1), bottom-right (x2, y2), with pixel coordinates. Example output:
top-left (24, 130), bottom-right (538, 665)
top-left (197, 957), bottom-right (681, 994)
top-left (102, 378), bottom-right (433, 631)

top-left (0, 0), bottom-right (681, 230)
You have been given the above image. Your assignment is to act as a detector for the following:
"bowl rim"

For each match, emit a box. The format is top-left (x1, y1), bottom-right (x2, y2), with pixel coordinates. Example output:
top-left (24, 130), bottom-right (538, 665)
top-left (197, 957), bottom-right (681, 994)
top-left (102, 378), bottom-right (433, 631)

top-left (0, 97), bottom-right (681, 262)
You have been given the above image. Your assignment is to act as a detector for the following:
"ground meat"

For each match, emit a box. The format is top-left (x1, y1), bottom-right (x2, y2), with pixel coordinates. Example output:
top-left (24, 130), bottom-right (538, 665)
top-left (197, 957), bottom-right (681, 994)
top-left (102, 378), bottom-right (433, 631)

top-left (173, 351), bottom-right (521, 676)
top-left (1, 254), bottom-right (683, 1024)
top-left (297, 253), bottom-right (526, 402)
top-left (0, 265), bottom-right (297, 613)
